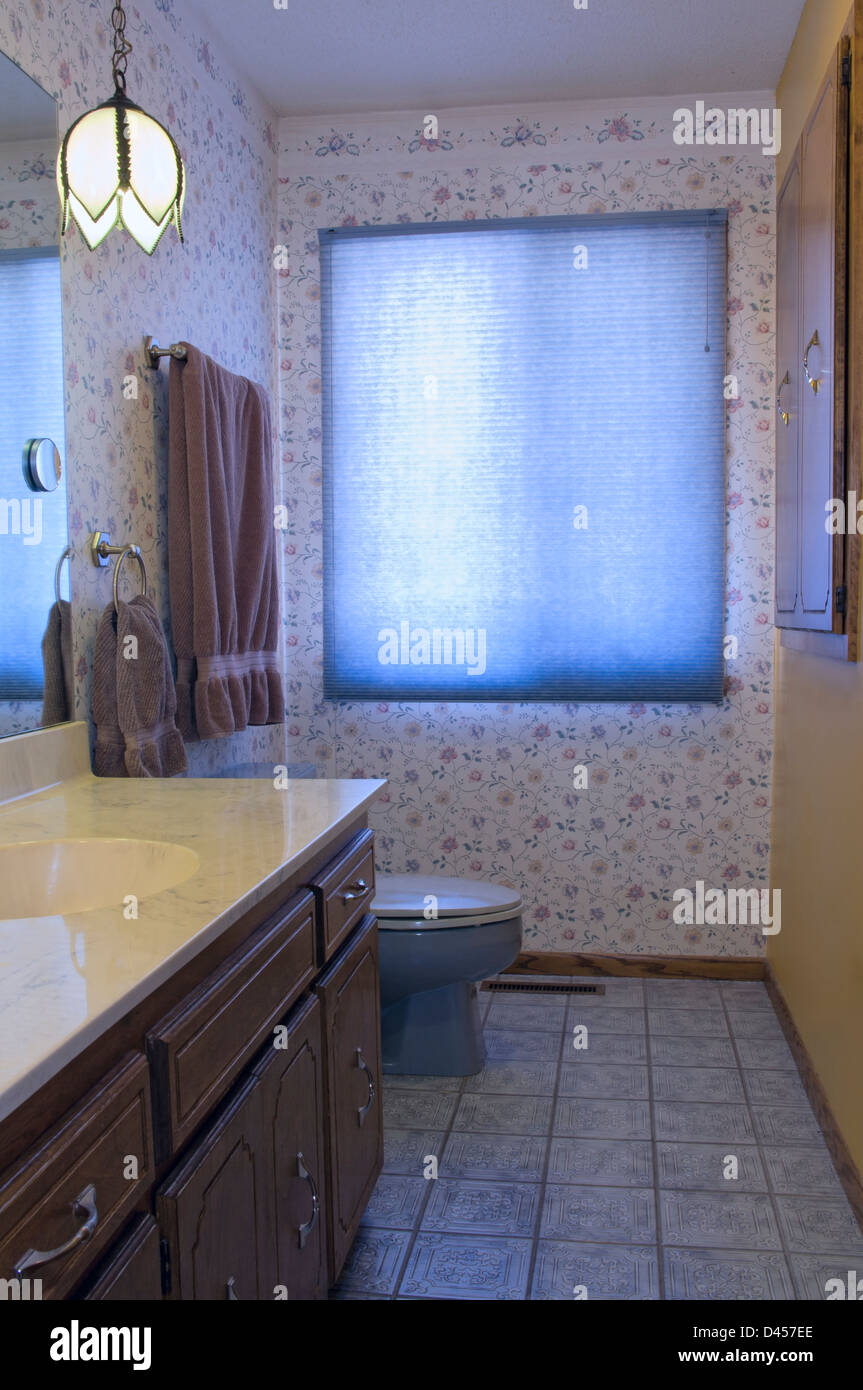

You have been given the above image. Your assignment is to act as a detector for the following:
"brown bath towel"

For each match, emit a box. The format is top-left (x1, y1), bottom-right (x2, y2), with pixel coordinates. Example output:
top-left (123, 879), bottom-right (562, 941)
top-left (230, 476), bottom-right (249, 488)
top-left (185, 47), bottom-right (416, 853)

top-left (92, 594), bottom-right (188, 778)
top-left (168, 343), bottom-right (284, 740)
top-left (41, 598), bottom-right (74, 726)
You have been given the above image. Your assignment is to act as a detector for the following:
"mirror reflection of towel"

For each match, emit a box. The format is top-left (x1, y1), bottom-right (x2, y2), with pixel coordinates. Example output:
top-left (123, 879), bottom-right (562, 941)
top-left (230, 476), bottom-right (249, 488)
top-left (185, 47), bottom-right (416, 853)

top-left (92, 594), bottom-right (188, 778)
top-left (41, 598), bottom-right (74, 726)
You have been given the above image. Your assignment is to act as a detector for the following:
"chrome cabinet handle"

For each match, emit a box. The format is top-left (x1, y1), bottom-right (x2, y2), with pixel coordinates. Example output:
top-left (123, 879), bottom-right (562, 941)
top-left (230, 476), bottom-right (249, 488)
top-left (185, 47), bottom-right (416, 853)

top-left (803, 329), bottom-right (822, 394)
top-left (342, 879), bottom-right (368, 903)
top-left (776, 369), bottom-right (791, 426)
top-left (356, 1047), bottom-right (376, 1126)
top-left (226, 1276), bottom-right (239, 1300)
top-left (13, 1185), bottom-right (98, 1278)
top-left (296, 1151), bottom-right (320, 1251)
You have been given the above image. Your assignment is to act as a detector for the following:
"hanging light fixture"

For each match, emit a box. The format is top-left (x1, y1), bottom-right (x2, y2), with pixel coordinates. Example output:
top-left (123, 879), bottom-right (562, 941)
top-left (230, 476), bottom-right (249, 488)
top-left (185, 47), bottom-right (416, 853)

top-left (57, 0), bottom-right (185, 254)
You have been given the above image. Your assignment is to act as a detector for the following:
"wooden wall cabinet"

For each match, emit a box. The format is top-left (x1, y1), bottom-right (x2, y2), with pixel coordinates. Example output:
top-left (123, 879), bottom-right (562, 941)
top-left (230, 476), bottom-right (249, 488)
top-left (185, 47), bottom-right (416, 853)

top-left (776, 38), bottom-right (852, 646)
top-left (0, 826), bottom-right (382, 1301)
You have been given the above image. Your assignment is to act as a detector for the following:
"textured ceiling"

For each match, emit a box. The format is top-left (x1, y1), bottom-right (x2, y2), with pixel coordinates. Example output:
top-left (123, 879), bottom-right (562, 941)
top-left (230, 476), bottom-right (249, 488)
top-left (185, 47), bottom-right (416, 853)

top-left (188, 0), bottom-right (806, 116)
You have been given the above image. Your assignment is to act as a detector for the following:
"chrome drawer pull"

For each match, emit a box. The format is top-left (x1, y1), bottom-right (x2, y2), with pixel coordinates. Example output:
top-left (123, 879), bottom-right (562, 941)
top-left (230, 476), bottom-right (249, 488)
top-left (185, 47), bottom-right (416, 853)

top-left (776, 369), bottom-right (791, 426)
top-left (13, 1184), bottom-right (98, 1278)
top-left (803, 329), bottom-right (822, 394)
top-left (226, 1276), bottom-right (239, 1300)
top-left (296, 1151), bottom-right (320, 1250)
top-left (356, 1047), bottom-right (376, 1126)
top-left (342, 879), bottom-right (368, 903)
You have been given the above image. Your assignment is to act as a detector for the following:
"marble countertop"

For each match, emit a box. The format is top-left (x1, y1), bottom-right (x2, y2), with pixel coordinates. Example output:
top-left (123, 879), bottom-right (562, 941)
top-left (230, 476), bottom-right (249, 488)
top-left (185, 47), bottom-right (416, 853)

top-left (0, 741), bottom-right (384, 1122)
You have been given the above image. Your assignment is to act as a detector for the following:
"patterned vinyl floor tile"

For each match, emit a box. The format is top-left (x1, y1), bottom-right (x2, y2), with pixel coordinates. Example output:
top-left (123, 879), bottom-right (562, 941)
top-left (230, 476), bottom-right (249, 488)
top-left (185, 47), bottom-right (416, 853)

top-left (334, 975), bottom-right (863, 1301)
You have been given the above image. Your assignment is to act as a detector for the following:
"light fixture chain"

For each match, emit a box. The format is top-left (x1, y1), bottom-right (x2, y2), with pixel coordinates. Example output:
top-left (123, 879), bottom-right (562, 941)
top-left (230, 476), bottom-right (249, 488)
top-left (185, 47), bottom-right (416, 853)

top-left (110, 0), bottom-right (132, 92)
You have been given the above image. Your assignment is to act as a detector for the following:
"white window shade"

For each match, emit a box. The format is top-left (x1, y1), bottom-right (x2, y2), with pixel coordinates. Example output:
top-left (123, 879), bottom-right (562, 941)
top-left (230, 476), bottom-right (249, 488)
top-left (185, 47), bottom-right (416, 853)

top-left (320, 210), bottom-right (727, 703)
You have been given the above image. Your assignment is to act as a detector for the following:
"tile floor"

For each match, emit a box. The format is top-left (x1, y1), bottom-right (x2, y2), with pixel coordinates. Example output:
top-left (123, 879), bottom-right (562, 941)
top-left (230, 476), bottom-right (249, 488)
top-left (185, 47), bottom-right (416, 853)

top-left (331, 976), bottom-right (863, 1301)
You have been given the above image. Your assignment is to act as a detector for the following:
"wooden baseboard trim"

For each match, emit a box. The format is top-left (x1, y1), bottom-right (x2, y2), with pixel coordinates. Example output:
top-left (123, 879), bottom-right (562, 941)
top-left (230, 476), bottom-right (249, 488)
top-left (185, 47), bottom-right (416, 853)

top-left (506, 950), bottom-right (766, 981)
top-left (764, 964), bottom-right (863, 1235)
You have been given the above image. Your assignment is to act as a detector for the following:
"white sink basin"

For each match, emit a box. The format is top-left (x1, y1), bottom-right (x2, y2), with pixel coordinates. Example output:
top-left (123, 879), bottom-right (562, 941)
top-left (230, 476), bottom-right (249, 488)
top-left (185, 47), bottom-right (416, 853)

top-left (0, 838), bottom-right (199, 919)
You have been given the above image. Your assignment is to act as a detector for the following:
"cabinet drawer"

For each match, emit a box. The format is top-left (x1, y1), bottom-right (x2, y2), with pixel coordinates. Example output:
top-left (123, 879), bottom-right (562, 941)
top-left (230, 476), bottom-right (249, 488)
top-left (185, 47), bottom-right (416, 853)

top-left (0, 1053), bottom-right (152, 1300)
top-left (148, 888), bottom-right (316, 1160)
top-left (310, 830), bottom-right (375, 964)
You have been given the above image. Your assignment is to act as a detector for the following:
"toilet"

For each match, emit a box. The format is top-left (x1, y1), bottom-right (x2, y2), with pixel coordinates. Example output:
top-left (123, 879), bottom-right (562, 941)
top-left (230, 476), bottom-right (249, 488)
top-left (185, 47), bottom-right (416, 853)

top-left (372, 873), bottom-right (523, 1076)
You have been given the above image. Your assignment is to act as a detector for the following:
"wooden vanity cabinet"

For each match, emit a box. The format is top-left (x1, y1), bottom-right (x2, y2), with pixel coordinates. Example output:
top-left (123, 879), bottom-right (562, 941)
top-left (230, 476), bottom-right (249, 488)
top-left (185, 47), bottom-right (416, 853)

top-left (158, 1009), bottom-right (331, 1303)
top-left (155, 925), bottom-right (381, 1300)
top-left (84, 1216), bottom-right (163, 1301)
top-left (0, 823), bottom-right (382, 1301)
top-left (315, 915), bottom-right (383, 1282)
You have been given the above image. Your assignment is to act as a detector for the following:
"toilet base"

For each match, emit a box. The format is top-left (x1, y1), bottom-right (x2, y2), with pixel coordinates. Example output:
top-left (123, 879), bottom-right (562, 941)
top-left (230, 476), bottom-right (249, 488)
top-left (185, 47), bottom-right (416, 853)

top-left (381, 980), bottom-right (485, 1076)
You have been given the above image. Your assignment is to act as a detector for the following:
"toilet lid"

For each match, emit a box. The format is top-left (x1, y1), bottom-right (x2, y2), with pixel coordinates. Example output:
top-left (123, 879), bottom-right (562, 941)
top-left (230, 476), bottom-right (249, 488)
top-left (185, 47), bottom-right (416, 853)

top-left (372, 873), bottom-right (523, 931)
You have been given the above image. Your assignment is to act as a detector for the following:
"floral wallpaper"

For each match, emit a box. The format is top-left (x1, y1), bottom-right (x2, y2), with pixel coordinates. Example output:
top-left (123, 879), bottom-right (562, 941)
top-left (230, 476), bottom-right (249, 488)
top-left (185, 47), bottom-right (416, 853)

top-left (0, 138), bottom-right (57, 249)
top-left (0, 0), bottom-right (285, 771)
top-left (276, 98), bottom-right (776, 957)
top-left (0, 5), bottom-right (778, 959)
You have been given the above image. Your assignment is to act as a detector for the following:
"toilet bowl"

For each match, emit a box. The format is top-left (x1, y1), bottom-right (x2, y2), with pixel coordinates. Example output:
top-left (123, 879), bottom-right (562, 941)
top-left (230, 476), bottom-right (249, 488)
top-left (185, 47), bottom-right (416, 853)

top-left (372, 873), bottom-right (523, 1076)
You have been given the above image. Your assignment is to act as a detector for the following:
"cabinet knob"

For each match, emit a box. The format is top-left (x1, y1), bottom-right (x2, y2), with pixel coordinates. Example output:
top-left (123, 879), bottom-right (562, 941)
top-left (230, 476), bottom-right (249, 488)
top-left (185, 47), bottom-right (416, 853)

top-left (356, 1047), bottom-right (376, 1126)
top-left (13, 1184), bottom-right (98, 1278)
top-left (296, 1151), bottom-right (320, 1251)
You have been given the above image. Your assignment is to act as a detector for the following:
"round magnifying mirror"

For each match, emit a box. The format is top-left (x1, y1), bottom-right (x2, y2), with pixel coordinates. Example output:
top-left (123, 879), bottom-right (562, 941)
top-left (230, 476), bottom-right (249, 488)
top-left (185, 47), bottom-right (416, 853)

top-left (22, 438), bottom-right (62, 492)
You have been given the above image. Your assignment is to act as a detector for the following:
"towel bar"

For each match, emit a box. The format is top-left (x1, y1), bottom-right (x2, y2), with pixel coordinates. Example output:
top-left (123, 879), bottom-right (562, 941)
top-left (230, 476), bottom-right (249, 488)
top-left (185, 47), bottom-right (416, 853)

top-left (145, 335), bottom-right (187, 367)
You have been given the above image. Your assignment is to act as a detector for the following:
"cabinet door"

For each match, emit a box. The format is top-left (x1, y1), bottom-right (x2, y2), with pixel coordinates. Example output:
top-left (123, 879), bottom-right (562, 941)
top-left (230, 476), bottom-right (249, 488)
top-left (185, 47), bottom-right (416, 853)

top-left (156, 1074), bottom-right (275, 1301)
top-left (798, 42), bottom-right (849, 628)
top-left (84, 1216), bottom-right (162, 1301)
top-left (315, 916), bottom-right (383, 1283)
top-left (775, 153), bottom-right (802, 621)
top-left (252, 995), bottom-right (328, 1300)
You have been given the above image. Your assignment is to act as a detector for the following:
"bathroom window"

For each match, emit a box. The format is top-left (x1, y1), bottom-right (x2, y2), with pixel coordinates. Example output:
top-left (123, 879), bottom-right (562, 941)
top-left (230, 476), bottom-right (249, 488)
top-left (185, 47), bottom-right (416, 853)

top-left (319, 210), bottom-right (727, 702)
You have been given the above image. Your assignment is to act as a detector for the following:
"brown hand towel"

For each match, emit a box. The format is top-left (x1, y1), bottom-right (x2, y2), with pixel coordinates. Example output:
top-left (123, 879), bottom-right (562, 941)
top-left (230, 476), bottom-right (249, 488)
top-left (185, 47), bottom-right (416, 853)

top-left (41, 597), bottom-right (74, 726)
top-left (168, 343), bottom-right (284, 741)
top-left (92, 594), bottom-right (188, 778)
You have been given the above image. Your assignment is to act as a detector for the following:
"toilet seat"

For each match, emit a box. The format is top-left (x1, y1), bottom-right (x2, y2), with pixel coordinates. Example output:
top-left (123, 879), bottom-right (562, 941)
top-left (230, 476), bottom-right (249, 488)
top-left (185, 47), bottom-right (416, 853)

top-left (372, 873), bottom-right (523, 931)
top-left (375, 873), bottom-right (523, 1073)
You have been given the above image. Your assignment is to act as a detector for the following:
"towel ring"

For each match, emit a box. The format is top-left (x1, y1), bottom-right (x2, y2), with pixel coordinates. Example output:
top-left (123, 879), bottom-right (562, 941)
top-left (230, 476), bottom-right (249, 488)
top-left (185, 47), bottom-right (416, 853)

top-left (54, 545), bottom-right (71, 604)
top-left (112, 545), bottom-right (147, 613)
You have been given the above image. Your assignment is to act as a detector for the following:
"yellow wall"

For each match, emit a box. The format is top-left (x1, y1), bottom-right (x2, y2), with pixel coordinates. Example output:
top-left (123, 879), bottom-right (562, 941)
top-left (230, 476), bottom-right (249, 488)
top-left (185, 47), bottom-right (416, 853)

top-left (770, 0), bottom-right (863, 1174)
top-left (776, 0), bottom-right (853, 183)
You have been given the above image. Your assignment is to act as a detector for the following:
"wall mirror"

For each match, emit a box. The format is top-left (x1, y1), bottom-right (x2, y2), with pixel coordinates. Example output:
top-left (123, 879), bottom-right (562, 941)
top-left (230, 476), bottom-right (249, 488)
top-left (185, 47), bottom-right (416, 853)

top-left (0, 49), bottom-right (69, 736)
